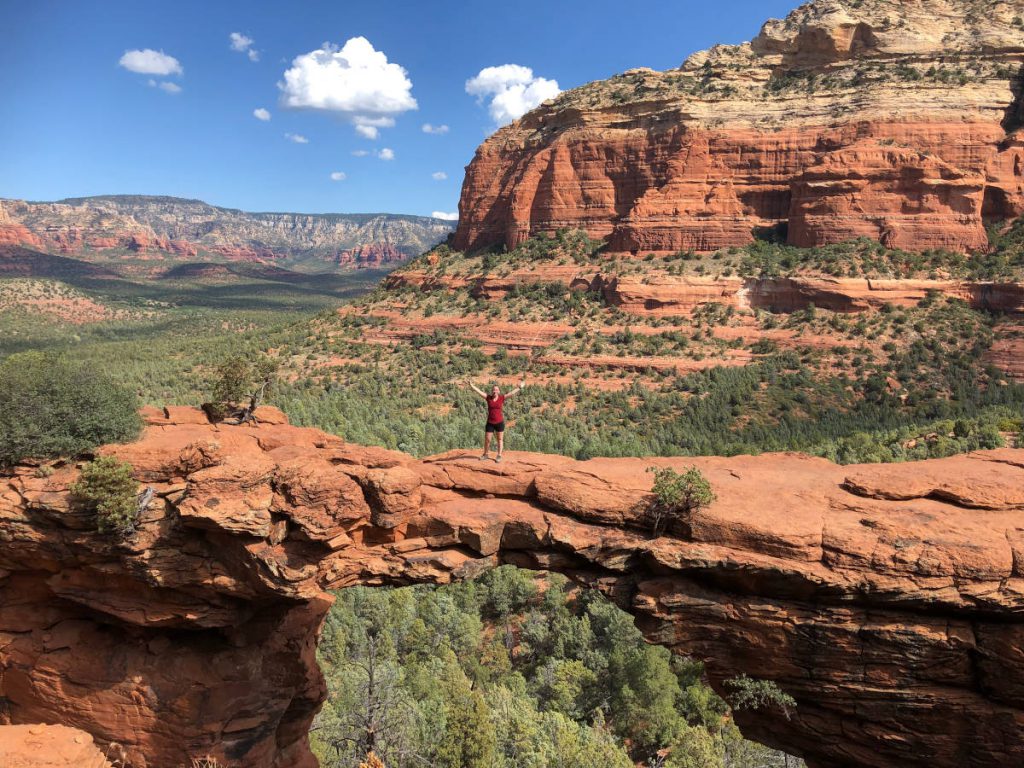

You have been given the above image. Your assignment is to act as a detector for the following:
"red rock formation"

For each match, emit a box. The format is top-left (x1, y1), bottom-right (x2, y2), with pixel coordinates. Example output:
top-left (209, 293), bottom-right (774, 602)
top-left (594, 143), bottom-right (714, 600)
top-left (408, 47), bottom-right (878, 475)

top-left (0, 725), bottom-right (112, 768)
top-left (789, 140), bottom-right (988, 251)
top-left (0, 226), bottom-right (45, 250)
top-left (457, 119), bottom-right (1024, 257)
top-left (209, 244), bottom-right (278, 263)
top-left (386, 267), bottom-right (1024, 316)
top-left (988, 319), bottom-right (1024, 382)
top-left (1, 408), bottom-right (1022, 768)
top-left (332, 242), bottom-right (408, 268)
top-left (452, 0), bottom-right (1024, 255)
top-left (0, 198), bottom-right (453, 271)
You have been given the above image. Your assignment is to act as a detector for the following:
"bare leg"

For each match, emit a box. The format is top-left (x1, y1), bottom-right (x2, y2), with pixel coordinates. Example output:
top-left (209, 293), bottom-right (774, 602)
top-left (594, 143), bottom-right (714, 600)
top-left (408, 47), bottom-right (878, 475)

top-left (496, 431), bottom-right (504, 460)
top-left (481, 431), bottom-right (491, 459)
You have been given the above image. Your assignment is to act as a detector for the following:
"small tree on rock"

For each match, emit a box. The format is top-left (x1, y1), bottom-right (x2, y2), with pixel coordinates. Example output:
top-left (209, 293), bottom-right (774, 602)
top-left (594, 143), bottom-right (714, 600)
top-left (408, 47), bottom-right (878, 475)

top-left (646, 466), bottom-right (716, 536)
top-left (206, 354), bottom-right (278, 424)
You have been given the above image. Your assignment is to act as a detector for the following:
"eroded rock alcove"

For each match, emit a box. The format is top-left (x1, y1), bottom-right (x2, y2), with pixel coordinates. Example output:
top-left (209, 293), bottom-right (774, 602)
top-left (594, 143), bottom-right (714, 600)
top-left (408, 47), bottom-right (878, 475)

top-left (0, 408), bottom-right (1022, 768)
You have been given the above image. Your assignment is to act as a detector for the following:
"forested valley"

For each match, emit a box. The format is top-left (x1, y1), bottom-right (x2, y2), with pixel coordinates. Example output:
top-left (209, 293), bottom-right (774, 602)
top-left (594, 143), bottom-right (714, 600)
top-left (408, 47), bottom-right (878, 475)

top-left (1, 226), bottom-right (1021, 768)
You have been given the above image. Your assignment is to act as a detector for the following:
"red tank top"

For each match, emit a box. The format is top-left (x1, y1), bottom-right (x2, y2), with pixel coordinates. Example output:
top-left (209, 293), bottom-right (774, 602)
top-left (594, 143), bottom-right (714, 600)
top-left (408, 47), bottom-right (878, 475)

top-left (486, 394), bottom-right (505, 424)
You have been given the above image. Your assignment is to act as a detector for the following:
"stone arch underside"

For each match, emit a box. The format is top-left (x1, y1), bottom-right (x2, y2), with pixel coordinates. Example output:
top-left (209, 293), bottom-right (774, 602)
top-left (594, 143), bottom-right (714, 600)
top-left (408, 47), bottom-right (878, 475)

top-left (0, 408), bottom-right (1022, 768)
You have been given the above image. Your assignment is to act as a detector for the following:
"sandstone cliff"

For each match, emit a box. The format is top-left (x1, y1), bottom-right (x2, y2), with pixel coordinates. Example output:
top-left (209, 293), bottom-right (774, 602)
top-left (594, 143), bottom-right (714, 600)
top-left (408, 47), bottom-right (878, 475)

top-left (0, 196), bottom-right (454, 270)
top-left (0, 408), bottom-right (1021, 768)
top-left (454, 0), bottom-right (1024, 254)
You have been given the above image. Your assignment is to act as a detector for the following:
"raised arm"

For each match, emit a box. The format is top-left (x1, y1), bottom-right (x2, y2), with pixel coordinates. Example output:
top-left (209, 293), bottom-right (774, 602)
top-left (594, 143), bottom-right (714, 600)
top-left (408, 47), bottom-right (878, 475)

top-left (466, 378), bottom-right (487, 399)
top-left (505, 377), bottom-right (527, 399)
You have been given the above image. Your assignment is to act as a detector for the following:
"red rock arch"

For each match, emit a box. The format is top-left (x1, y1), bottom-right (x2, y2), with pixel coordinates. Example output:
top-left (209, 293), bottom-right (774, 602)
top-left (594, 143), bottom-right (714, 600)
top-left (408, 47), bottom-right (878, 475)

top-left (1, 409), bottom-right (1022, 768)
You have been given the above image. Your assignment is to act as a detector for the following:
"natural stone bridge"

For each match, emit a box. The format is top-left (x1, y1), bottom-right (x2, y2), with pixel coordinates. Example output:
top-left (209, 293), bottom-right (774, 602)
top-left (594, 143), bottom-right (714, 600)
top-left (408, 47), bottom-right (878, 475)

top-left (0, 407), bottom-right (1022, 768)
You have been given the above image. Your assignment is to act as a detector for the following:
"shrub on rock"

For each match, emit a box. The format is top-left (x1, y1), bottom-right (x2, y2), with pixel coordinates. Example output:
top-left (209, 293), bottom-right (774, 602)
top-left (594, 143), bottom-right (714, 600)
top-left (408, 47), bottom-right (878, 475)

top-left (725, 674), bottom-right (797, 720)
top-left (70, 456), bottom-right (139, 535)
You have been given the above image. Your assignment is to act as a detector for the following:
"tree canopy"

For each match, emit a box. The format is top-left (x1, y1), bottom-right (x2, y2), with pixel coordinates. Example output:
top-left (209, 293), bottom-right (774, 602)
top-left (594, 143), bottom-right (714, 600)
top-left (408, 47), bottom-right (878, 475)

top-left (0, 351), bottom-right (141, 465)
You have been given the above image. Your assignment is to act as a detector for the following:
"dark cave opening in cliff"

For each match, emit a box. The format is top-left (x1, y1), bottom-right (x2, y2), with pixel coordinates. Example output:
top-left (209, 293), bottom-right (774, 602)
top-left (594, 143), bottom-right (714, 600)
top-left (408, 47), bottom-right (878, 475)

top-left (982, 185), bottom-right (1015, 225)
top-left (309, 567), bottom-right (804, 768)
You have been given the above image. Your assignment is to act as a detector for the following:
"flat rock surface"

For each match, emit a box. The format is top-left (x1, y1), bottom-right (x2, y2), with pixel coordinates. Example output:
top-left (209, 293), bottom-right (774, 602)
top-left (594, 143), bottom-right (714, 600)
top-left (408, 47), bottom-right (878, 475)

top-left (0, 725), bottom-right (112, 768)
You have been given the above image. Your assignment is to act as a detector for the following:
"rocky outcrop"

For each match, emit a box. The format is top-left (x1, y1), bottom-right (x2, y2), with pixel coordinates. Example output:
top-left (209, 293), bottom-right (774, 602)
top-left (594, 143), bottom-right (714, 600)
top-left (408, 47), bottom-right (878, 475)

top-left (331, 242), bottom-right (407, 268)
top-left (989, 319), bottom-right (1024, 381)
top-left (453, 0), bottom-right (1024, 254)
top-left (0, 196), bottom-right (454, 269)
top-left (386, 266), bottom-right (1024, 316)
top-left (1, 408), bottom-right (1022, 768)
top-left (788, 140), bottom-right (988, 251)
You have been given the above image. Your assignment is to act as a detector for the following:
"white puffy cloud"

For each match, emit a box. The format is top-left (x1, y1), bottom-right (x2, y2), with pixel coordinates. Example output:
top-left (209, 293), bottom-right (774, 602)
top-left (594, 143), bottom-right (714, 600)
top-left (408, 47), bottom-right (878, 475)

top-left (377, 147), bottom-right (394, 161)
top-left (119, 49), bottom-right (183, 76)
top-left (465, 64), bottom-right (560, 125)
top-left (253, 107), bottom-right (271, 121)
top-left (351, 149), bottom-right (370, 157)
top-left (432, 211), bottom-right (459, 220)
top-left (231, 35), bottom-right (259, 62)
top-left (353, 115), bottom-right (395, 140)
top-left (330, 171), bottom-right (347, 181)
top-left (230, 33), bottom-right (259, 62)
top-left (279, 37), bottom-right (416, 138)
top-left (422, 123), bottom-right (449, 135)
top-left (147, 79), bottom-right (182, 94)
top-left (431, 171), bottom-right (448, 180)
top-left (285, 132), bottom-right (309, 144)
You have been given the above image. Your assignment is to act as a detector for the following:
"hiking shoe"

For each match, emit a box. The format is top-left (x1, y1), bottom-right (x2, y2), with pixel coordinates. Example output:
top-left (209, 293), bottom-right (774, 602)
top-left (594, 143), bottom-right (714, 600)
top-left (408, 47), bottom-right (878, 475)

top-left (495, 455), bottom-right (503, 463)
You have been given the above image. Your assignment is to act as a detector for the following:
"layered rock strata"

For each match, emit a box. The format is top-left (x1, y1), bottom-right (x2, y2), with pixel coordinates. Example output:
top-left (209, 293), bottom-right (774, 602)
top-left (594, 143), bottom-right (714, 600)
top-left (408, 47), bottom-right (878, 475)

top-left (386, 267), bottom-right (1024, 316)
top-left (453, 0), bottom-right (1024, 254)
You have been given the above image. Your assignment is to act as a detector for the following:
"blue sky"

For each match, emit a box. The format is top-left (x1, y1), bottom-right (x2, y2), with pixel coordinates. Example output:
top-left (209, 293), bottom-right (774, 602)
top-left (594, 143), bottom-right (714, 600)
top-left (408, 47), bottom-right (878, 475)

top-left (0, 0), bottom-right (797, 217)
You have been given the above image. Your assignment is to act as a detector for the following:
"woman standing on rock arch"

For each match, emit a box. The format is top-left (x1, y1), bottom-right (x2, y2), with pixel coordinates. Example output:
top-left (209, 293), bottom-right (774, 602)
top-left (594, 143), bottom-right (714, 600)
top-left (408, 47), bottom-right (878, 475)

top-left (465, 377), bottom-right (525, 462)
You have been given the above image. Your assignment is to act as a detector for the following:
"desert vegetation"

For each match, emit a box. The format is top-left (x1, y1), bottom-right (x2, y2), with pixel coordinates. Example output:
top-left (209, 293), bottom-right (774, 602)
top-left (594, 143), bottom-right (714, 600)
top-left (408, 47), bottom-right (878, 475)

top-left (312, 567), bottom-right (803, 768)
top-left (69, 456), bottom-right (140, 535)
top-left (3, 229), bottom-right (1021, 466)
top-left (0, 352), bottom-right (141, 465)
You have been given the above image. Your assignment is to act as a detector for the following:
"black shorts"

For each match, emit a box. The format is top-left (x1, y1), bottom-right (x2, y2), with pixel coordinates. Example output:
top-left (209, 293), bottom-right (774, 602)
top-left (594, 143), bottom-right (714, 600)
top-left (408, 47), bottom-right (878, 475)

top-left (485, 421), bottom-right (505, 433)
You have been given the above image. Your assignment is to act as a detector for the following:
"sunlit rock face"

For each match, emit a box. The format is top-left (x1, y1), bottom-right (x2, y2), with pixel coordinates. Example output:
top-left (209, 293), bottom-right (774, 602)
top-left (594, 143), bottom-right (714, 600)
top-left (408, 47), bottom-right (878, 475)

top-left (454, 0), bottom-right (1024, 254)
top-left (1, 407), bottom-right (1022, 768)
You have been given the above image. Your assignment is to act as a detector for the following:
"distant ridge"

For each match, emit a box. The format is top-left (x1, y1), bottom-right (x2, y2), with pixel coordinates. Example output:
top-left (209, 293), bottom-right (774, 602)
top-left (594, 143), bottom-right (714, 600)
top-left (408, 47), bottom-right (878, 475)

top-left (0, 194), bottom-right (456, 271)
top-left (52, 194), bottom-right (451, 223)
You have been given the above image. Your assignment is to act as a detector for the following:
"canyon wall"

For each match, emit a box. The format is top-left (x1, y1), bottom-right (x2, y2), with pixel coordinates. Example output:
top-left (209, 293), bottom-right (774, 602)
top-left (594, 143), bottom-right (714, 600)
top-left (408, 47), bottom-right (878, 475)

top-left (453, 0), bottom-right (1024, 254)
top-left (0, 196), bottom-right (454, 269)
top-left (1, 408), bottom-right (1021, 768)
